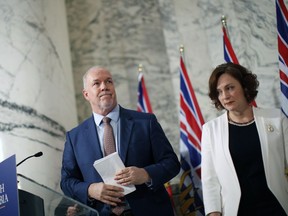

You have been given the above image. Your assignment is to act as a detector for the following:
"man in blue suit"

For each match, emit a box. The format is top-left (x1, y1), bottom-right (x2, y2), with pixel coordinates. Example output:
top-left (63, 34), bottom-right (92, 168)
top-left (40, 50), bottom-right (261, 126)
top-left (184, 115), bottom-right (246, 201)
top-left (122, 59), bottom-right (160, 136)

top-left (60, 66), bottom-right (180, 216)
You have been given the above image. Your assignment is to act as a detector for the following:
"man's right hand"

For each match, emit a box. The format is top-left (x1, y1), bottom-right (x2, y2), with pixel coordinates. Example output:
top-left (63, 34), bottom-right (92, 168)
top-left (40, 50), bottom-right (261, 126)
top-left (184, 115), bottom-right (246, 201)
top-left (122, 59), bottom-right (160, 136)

top-left (88, 182), bottom-right (124, 206)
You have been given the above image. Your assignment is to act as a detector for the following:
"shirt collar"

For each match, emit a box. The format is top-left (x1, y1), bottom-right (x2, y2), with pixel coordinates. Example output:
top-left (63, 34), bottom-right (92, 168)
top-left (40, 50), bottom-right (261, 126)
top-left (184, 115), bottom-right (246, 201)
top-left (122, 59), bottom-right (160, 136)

top-left (93, 104), bottom-right (120, 126)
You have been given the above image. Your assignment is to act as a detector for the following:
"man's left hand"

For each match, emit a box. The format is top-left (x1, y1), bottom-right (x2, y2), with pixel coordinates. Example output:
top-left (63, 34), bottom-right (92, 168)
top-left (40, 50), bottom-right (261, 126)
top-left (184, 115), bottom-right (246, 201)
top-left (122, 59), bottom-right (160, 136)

top-left (114, 166), bottom-right (150, 185)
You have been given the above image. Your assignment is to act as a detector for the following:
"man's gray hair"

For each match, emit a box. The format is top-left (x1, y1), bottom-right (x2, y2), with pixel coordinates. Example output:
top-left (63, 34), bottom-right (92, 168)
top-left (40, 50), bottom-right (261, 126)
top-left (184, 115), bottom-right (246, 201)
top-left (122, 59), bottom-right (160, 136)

top-left (82, 66), bottom-right (106, 89)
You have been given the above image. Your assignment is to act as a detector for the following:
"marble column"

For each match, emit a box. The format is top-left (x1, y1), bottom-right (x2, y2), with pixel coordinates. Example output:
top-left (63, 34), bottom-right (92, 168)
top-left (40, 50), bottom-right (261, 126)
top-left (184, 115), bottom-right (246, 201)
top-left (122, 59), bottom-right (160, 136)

top-left (0, 0), bottom-right (77, 192)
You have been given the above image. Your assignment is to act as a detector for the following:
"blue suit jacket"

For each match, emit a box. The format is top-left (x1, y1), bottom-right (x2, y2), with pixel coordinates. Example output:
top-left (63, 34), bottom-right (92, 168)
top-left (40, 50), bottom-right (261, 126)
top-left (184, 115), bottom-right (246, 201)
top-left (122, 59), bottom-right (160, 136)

top-left (61, 106), bottom-right (180, 216)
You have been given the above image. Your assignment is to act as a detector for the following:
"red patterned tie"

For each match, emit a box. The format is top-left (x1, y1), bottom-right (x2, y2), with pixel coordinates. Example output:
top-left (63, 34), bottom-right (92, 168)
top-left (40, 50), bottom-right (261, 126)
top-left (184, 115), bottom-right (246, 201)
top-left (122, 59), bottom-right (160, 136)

top-left (102, 117), bottom-right (125, 215)
top-left (103, 117), bottom-right (116, 156)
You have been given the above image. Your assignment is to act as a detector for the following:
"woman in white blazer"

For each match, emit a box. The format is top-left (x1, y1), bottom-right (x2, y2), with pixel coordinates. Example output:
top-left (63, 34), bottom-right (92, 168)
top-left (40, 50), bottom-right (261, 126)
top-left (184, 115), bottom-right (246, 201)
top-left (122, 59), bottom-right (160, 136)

top-left (201, 63), bottom-right (288, 216)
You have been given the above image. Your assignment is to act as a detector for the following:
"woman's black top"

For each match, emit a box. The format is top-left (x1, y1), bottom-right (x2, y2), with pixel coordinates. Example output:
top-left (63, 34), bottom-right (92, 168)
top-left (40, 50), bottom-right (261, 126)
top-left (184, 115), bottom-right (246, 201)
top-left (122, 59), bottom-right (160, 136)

top-left (228, 121), bottom-right (286, 216)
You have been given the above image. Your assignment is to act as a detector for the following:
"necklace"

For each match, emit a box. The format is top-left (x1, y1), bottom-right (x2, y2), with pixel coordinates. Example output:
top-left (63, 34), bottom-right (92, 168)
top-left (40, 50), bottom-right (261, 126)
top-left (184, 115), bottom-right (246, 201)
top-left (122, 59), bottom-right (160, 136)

top-left (228, 115), bottom-right (255, 126)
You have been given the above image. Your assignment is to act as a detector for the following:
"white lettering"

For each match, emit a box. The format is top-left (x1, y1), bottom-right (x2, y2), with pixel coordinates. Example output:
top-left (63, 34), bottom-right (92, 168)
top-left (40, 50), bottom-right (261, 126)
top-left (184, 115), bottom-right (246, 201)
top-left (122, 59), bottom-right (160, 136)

top-left (0, 194), bottom-right (8, 205)
top-left (0, 183), bottom-right (4, 193)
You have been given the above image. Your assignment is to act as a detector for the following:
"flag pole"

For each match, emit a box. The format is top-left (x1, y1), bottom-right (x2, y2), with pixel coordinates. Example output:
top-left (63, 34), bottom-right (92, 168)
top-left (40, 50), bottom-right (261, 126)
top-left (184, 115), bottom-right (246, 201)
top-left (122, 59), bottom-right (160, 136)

top-left (221, 15), bottom-right (227, 28)
top-left (179, 44), bottom-right (185, 61)
top-left (138, 63), bottom-right (143, 72)
top-left (138, 63), bottom-right (143, 74)
top-left (221, 15), bottom-right (230, 39)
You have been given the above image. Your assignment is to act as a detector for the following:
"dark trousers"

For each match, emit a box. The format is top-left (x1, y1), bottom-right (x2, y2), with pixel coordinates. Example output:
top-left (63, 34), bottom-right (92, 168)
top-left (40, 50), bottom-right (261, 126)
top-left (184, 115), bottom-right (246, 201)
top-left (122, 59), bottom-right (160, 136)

top-left (237, 197), bottom-right (287, 216)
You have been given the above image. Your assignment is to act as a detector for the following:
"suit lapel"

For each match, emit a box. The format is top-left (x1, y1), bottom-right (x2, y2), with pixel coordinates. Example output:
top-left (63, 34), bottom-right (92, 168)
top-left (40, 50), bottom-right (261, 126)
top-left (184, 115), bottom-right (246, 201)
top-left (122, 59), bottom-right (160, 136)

top-left (253, 107), bottom-right (272, 175)
top-left (84, 116), bottom-right (103, 160)
top-left (119, 108), bottom-right (134, 163)
top-left (220, 113), bottom-right (232, 164)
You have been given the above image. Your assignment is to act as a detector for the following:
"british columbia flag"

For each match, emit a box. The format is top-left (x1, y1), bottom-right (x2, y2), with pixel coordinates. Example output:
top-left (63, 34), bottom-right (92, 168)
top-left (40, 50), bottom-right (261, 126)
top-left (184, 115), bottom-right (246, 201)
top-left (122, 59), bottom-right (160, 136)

top-left (276, 0), bottom-right (288, 117)
top-left (137, 72), bottom-right (153, 113)
top-left (179, 56), bottom-right (205, 216)
top-left (222, 22), bottom-right (239, 64)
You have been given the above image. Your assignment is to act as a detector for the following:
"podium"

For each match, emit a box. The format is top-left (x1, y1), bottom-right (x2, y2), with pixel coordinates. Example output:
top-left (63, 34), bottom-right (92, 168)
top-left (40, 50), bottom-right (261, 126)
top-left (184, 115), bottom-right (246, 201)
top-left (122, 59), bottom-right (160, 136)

top-left (18, 189), bottom-right (45, 216)
top-left (0, 155), bottom-right (98, 216)
top-left (17, 174), bottom-right (99, 216)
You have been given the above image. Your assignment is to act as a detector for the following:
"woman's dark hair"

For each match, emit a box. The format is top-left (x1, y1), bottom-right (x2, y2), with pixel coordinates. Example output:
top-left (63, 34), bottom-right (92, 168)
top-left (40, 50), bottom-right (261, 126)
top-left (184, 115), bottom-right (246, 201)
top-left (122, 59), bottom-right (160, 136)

top-left (208, 62), bottom-right (259, 110)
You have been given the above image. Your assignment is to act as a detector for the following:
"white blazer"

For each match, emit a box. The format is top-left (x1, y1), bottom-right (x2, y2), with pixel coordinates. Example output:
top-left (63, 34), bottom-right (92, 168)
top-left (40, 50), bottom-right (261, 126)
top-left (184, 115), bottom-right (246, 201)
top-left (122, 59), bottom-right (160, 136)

top-left (201, 107), bottom-right (288, 216)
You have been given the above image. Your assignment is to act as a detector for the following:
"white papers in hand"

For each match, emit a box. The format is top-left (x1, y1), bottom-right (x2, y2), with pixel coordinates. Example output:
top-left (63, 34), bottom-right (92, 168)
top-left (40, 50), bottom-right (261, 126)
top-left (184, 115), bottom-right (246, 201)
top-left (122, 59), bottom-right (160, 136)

top-left (93, 152), bottom-right (136, 195)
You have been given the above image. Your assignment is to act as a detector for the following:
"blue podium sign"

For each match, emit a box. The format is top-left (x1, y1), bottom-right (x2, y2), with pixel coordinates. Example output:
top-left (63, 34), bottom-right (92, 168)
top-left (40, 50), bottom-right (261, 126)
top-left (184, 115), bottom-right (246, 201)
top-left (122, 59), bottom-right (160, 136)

top-left (0, 155), bottom-right (19, 216)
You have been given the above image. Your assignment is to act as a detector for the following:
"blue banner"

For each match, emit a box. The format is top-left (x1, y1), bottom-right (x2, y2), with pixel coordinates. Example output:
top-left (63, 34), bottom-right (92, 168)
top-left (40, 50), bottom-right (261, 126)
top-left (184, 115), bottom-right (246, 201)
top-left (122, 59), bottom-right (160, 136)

top-left (0, 155), bottom-right (19, 216)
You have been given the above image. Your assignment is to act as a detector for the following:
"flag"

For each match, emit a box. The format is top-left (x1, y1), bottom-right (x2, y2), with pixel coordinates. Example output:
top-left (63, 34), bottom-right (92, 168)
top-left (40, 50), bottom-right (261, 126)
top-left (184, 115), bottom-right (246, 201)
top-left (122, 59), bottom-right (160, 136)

top-left (222, 18), bottom-right (257, 107)
top-left (137, 72), bottom-right (153, 113)
top-left (179, 56), bottom-right (205, 216)
top-left (137, 71), bottom-right (176, 213)
top-left (222, 24), bottom-right (239, 64)
top-left (276, 0), bottom-right (288, 117)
